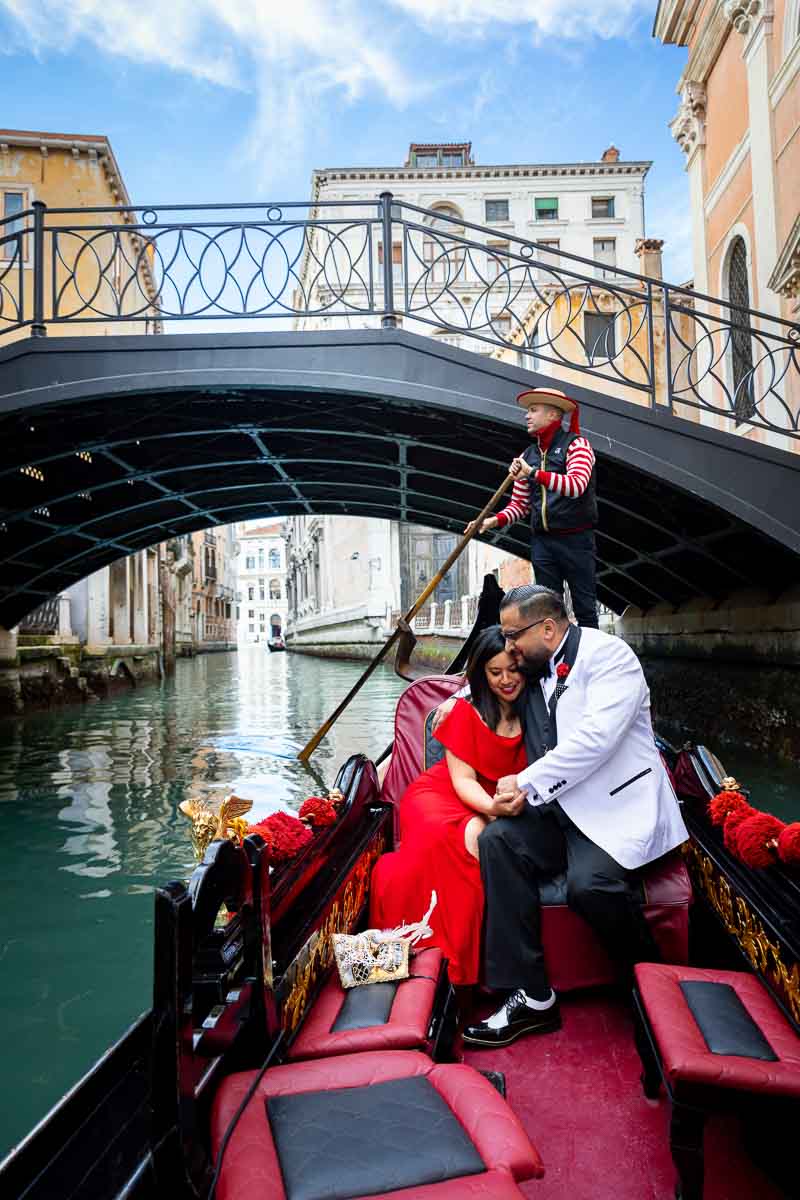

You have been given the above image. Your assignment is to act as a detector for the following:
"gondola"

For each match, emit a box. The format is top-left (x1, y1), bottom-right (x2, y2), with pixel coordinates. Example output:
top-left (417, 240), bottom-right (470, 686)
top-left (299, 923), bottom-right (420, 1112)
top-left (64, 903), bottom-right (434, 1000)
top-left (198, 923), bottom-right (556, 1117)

top-left (2, 576), bottom-right (798, 1200)
top-left (267, 637), bottom-right (286, 652)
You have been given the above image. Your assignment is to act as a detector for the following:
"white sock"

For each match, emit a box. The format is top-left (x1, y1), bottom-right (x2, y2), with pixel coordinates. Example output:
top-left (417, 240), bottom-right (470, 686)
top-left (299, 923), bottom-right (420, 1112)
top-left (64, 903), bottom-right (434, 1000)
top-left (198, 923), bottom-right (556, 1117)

top-left (485, 988), bottom-right (556, 1028)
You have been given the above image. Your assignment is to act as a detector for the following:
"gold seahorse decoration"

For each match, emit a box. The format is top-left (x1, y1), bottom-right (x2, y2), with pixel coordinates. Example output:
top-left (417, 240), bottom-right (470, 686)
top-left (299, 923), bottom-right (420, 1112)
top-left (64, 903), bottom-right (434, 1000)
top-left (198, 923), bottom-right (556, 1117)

top-left (178, 794), bottom-right (254, 861)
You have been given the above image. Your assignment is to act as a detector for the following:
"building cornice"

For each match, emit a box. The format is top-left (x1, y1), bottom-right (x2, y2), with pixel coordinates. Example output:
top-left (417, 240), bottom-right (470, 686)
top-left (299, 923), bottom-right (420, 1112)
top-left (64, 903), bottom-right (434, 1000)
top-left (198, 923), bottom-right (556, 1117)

top-left (653, 0), bottom-right (703, 44)
top-left (678, 3), bottom-right (732, 89)
top-left (767, 214), bottom-right (800, 298)
top-left (669, 81), bottom-right (707, 157)
top-left (313, 161), bottom-right (650, 192)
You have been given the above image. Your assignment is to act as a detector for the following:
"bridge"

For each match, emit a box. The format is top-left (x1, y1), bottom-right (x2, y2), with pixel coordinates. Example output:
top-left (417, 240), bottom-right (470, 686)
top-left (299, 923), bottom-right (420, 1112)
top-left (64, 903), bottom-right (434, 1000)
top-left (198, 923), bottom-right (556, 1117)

top-left (0, 197), bottom-right (798, 630)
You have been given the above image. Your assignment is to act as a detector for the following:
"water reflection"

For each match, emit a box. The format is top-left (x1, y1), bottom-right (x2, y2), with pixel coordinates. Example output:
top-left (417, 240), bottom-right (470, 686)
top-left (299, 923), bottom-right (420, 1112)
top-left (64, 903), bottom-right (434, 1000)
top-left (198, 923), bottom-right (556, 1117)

top-left (0, 647), bottom-right (406, 1157)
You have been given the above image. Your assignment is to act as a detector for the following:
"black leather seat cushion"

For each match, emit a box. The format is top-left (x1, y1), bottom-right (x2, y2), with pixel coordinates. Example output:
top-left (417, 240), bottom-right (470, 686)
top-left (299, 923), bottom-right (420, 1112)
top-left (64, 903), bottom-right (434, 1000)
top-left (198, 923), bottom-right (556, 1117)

top-left (331, 982), bottom-right (398, 1032)
top-left (680, 981), bottom-right (778, 1061)
top-left (266, 1074), bottom-right (486, 1200)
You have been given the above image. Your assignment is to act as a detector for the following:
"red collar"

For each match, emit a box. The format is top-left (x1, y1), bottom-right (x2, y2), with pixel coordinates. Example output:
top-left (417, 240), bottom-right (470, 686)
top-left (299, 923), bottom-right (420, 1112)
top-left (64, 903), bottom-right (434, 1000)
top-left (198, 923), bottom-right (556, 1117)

top-left (535, 417), bottom-right (564, 452)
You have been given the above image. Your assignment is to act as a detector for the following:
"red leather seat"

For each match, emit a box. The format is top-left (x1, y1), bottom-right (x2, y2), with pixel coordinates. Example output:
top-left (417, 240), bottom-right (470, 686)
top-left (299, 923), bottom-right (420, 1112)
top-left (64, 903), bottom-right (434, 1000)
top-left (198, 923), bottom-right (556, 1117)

top-left (380, 675), bottom-right (691, 991)
top-left (287, 947), bottom-right (444, 1061)
top-left (210, 1050), bottom-right (544, 1199)
top-left (634, 963), bottom-right (800, 1199)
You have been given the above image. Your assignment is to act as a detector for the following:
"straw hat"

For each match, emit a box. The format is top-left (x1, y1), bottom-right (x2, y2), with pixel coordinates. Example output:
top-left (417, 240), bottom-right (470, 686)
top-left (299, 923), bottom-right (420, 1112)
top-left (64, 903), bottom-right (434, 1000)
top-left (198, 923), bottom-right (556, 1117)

top-left (516, 387), bottom-right (576, 414)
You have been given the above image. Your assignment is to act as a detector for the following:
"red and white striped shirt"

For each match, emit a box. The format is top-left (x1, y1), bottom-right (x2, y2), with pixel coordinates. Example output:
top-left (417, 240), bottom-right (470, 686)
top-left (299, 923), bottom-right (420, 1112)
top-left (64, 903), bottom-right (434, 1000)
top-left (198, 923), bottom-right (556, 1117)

top-left (495, 436), bottom-right (596, 528)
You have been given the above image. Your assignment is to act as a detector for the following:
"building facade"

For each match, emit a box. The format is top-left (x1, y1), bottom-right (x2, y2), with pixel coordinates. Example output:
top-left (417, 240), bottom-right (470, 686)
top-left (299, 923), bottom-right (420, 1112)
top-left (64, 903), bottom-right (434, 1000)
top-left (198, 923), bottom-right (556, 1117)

top-left (237, 522), bottom-right (289, 644)
top-left (0, 128), bottom-right (160, 342)
top-left (655, 0), bottom-right (800, 444)
top-left (191, 526), bottom-right (238, 650)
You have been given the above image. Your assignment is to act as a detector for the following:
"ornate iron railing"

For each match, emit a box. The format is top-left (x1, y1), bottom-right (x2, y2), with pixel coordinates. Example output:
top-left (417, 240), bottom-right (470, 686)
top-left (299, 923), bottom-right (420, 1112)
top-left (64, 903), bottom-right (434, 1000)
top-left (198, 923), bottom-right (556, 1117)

top-left (0, 197), bottom-right (798, 440)
top-left (18, 596), bottom-right (59, 636)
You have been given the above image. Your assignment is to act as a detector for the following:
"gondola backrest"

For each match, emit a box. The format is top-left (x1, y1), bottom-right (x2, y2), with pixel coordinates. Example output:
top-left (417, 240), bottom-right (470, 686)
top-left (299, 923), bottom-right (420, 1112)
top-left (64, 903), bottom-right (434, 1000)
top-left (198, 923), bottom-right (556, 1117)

top-left (380, 674), bottom-right (464, 826)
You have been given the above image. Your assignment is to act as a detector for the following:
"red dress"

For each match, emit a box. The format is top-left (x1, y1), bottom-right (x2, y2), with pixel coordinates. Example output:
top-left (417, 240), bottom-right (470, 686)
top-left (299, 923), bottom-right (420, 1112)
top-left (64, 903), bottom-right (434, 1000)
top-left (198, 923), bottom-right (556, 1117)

top-left (369, 699), bottom-right (526, 985)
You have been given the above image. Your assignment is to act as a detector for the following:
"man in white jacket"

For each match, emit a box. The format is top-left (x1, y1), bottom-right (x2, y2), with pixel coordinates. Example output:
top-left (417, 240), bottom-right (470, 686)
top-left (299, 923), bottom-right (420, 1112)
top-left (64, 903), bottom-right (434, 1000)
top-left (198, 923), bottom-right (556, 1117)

top-left (463, 584), bottom-right (688, 1047)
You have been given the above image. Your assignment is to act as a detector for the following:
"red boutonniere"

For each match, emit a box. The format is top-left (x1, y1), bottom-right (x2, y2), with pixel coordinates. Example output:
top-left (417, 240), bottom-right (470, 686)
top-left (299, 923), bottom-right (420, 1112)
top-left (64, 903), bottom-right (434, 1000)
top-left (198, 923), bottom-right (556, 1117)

top-left (556, 662), bottom-right (570, 679)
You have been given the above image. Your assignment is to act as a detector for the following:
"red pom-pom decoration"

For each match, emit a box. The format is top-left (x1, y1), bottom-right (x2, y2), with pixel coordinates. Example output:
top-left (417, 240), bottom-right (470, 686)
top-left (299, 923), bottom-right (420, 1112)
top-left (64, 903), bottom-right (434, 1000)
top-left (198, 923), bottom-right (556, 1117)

top-left (722, 803), bottom-right (756, 854)
top-left (556, 662), bottom-right (570, 679)
top-left (299, 795), bottom-right (338, 829)
top-left (247, 810), bottom-right (313, 864)
top-left (708, 789), bottom-right (750, 827)
top-left (777, 823), bottom-right (800, 867)
top-left (730, 812), bottom-right (785, 868)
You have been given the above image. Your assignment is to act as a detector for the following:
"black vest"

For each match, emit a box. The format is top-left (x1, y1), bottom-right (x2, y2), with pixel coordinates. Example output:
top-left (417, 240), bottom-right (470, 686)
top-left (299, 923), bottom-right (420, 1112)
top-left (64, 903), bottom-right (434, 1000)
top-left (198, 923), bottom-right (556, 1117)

top-left (522, 429), bottom-right (598, 534)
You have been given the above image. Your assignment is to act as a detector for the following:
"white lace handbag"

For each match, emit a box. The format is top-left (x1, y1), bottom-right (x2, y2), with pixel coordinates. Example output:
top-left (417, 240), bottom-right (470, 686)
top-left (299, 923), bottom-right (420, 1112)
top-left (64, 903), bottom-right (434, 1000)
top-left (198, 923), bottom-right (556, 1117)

top-left (332, 892), bottom-right (437, 989)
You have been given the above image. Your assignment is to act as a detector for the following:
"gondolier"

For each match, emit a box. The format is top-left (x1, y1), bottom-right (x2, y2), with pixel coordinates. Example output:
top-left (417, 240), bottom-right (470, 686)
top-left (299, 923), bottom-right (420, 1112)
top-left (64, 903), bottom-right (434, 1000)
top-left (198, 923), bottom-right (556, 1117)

top-left (470, 387), bottom-right (599, 628)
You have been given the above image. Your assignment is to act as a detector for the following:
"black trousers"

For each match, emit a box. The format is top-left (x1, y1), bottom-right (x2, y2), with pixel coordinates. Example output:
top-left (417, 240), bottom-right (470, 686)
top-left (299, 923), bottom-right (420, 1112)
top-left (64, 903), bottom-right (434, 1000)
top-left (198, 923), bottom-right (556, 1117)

top-left (479, 802), bottom-right (658, 995)
top-left (531, 529), bottom-right (598, 628)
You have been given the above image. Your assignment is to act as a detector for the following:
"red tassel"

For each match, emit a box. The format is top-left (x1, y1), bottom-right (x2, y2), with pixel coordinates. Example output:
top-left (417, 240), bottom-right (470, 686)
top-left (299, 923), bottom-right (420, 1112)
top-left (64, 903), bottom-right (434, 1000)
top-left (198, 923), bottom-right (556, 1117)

top-left (722, 803), bottom-right (756, 853)
top-left (731, 813), bottom-right (785, 868)
top-left (708, 790), bottom-right (749, 827)
top-left (568, 403), bottom-right (580, 434)
top-left (777, 823), bottom-right (800, 867)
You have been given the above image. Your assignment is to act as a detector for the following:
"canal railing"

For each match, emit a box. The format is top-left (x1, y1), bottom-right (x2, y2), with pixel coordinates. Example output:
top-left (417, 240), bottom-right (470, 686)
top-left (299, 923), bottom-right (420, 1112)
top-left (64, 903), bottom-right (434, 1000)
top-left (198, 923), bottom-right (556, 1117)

top-left (1, 197), bottom-right (798, 442)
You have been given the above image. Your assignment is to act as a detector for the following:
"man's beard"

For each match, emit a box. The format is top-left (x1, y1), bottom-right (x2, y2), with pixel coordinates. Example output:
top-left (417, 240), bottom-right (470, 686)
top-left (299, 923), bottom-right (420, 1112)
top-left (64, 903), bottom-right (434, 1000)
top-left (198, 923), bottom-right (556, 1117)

top-left (515, 646), bottom-right (552, 681)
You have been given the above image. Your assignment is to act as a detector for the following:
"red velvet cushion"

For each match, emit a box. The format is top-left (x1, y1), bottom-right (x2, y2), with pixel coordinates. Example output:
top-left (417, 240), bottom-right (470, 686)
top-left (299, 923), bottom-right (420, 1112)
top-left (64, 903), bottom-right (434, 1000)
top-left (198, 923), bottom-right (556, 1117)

top-left (287, 948), bottom-right (443, 1060)
top-left (210, 1050), bottom-right (544, 1200)
top-left (635, 963), bottom-right (800, 1096)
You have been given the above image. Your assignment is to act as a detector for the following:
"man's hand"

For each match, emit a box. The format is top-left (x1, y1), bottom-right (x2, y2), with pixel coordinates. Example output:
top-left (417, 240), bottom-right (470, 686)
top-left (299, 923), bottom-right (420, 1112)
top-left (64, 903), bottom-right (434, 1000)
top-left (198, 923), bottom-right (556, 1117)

top-left (496, 774), bottom-right (519, 797)
top-left (488, 789), bottom-right (526, 818)
top-left (509, 457), bottom-right (533, 479)
top-left (430, 696), bottom-right (457, 733)
top-left (464, 515), bottom-right (499, 536)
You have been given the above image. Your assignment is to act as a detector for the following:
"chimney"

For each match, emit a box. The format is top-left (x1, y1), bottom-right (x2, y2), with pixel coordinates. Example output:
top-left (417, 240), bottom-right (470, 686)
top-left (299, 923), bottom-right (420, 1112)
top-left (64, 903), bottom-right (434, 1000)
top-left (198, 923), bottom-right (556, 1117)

top-left (601, 145), bottom-right (620, 163)
top-left (635, 238), bottom-right (664, 280)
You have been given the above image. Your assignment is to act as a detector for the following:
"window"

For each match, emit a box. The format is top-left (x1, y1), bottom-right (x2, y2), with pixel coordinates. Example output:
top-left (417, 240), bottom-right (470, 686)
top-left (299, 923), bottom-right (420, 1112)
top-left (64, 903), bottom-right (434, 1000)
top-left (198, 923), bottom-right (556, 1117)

top-left (584, 312), bottom-right (616, 362)
top-left (258, 549), bottom-right (264, 569)
top-left (423, 237), bottom-right (464, 284)
top-left (535, 197), bottom-right (559, 221)
top-left (415, 153), bottom-right (438, 167)
top-left (485, 199), bottom-right (509, 223)
top-left (245, 555), bottom-right (256, 570)
top-left (727, 236), bottom-right (755, 423)
top-left (269, 578), bottom-right (281, 599)
top-left (268, 548), bottom-right (280, 568)
top-left (491, 312), bottom-right (512, 340)
top-left (248, 608), bottom-right (255, 619)
top-left (247, 586), bottom-right (254, 600)
top-left (2, 191), bottom-right (25, 257)
top-left (593, 238), bottom-right (617, 279)
top-left (486, 241), bottom-right (509, 281)
top-left (378, 241), bottom-right (403, 284)
top-left (591, 197), bottom-right (615, 219)
top-left (248, 623), bottom-right (254, 633)
top-left (259, 585), bottom-right (265, 601)
top-left (441, 152), bottom-right (463, 167)
top-left (534, 239), bottom-right (560, 279)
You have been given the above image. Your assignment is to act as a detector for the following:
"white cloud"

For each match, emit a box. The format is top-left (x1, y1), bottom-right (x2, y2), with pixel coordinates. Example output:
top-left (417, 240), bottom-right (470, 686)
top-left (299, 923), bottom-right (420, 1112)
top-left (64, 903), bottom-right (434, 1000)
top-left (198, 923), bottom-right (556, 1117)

top-left (389, 0), bottom-right (652, 41)
top-left (1, 0), bottom-right (653, 182)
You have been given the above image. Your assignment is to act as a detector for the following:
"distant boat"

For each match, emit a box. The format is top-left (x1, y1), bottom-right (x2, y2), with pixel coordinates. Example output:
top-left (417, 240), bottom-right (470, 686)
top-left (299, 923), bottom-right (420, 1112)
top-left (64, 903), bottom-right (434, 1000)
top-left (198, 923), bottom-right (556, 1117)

top-left (267, 636), bottom-right (286, 652)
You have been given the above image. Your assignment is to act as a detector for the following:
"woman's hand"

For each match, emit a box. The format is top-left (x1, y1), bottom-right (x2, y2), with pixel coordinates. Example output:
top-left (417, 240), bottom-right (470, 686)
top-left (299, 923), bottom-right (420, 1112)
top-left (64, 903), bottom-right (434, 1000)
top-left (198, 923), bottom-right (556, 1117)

top-left (509, 457), bottom-right (533, 479)
top-left (431, 696), bottom-right (457, 733)
top-left (487, 790), bottom-right (526, 818)
top-left (464, 515), bottom-right (499, 536)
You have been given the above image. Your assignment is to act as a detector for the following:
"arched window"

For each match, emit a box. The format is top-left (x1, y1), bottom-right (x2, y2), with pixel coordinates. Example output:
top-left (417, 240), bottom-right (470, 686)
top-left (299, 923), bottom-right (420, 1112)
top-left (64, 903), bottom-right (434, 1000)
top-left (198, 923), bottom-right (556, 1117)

top-left (268, 548), bottom-right (280, 568)
top-left (727, 237), bottom-right (755, 423)
top-left (423, 204), bottom-right (466, 284)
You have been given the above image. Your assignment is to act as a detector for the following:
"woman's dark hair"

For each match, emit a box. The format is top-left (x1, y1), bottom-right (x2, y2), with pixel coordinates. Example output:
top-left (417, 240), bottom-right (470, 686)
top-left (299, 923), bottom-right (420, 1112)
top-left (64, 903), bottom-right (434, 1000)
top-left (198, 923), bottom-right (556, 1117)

top-left (464, 625), bottom-right (522, 731)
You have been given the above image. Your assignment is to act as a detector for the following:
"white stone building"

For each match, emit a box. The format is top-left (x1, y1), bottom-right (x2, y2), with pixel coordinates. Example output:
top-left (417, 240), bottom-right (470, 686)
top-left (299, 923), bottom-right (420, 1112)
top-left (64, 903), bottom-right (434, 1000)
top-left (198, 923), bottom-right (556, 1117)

top-left (296, 141), bottom-right (651, 350)
top-left (283, 516), bottom-right (401, 652)
top-left (237, 522), bottom-right (288, 644)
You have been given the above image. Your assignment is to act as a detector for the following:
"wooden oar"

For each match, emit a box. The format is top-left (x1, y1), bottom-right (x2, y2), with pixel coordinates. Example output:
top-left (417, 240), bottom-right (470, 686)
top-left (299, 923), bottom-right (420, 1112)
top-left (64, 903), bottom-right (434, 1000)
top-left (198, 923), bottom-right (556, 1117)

top-left (297, 472), bottom-right (514, 762)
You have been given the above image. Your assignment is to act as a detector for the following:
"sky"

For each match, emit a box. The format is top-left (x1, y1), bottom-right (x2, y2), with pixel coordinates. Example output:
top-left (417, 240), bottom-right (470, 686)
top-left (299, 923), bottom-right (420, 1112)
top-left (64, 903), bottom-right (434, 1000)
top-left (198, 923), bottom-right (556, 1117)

top-left (0, 1), bottom-right (692, 281)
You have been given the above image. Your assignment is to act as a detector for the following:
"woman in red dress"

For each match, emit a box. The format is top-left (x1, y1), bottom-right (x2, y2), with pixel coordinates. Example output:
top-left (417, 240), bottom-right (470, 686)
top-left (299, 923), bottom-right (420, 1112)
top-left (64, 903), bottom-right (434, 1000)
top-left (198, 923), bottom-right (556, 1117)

top-left (370, 626), bottom-right (527, 985)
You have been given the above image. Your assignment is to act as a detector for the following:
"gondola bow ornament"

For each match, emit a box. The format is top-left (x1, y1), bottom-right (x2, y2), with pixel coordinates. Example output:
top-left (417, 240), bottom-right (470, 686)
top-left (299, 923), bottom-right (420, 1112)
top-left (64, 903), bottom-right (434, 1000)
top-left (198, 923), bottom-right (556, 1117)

top-left (178, 794), bottom-right (253, 861)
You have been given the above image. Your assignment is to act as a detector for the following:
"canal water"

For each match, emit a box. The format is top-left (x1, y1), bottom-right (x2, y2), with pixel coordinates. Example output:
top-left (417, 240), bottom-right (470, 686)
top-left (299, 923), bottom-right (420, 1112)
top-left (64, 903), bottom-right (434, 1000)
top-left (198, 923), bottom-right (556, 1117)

top-left (1, 646), bottom-right (798, 1159)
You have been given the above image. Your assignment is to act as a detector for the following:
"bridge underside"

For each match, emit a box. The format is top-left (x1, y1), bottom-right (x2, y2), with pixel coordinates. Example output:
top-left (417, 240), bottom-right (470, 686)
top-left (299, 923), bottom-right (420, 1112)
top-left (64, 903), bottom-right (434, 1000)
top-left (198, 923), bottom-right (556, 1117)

top-left (1, 330), bottom-right (798, 629)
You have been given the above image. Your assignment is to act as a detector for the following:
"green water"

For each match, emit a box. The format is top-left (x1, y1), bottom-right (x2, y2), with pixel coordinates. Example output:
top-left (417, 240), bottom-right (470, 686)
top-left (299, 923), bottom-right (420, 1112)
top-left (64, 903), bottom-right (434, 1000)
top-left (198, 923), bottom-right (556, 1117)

top-left (0, 646), bottom-right (797, 1159)
top-left (0, 648), bottom-right (406, 1158)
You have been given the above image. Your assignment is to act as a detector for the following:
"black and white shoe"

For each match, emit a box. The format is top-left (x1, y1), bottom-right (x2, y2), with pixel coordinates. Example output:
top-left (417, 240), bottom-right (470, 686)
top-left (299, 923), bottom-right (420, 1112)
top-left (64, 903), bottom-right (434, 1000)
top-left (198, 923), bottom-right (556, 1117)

top-left (463, 989), bottom-right (561, 1047)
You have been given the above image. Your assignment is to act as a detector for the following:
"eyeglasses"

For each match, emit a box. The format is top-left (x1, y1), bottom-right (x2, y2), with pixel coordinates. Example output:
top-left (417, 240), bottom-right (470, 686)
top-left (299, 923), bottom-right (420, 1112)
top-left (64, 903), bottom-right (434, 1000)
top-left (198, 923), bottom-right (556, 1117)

top-left (501, 617), bottom-right (548, 643)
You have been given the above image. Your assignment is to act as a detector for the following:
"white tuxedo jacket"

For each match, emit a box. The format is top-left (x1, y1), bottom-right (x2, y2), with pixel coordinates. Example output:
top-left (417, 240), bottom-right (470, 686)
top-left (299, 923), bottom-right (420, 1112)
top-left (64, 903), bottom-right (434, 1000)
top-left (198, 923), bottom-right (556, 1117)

top-left (518, 627), bottom-right (688, 870)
